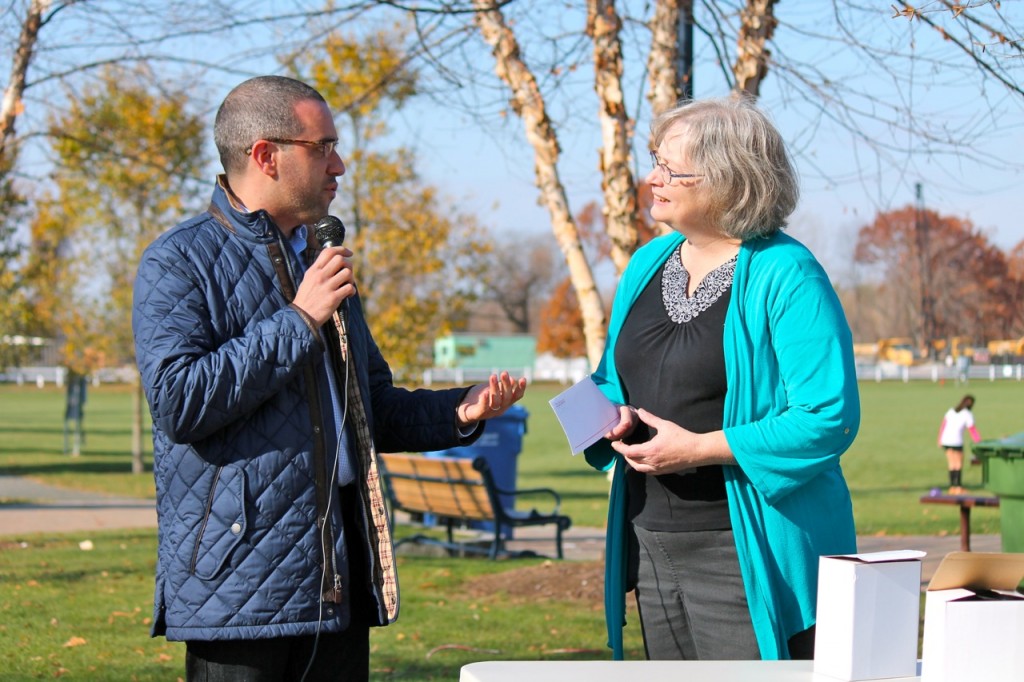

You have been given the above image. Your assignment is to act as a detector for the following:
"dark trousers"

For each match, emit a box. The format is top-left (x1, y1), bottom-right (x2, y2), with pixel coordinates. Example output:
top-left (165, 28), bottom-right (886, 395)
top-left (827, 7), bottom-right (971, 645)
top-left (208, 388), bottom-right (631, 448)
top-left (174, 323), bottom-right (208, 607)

top-left (633, 525), bottom-right (761, 660)
top-left (186, 486), bottom-right (373, 681)
top-left (632, 525), bottom-right (815, 660)
top-left (185, 628), bottom-right (369, 682)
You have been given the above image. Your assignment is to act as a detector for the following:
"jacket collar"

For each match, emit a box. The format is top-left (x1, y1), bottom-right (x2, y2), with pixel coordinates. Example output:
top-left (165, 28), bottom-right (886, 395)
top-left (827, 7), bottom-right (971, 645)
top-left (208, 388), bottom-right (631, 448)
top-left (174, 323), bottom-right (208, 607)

top-left (212, 175), bottom-right (281, 244)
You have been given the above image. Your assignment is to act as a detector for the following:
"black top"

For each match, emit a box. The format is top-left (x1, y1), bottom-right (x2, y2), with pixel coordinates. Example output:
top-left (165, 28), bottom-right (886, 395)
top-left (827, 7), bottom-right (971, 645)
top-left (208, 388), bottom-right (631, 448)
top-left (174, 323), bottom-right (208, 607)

top-left (614, 247), bottom-right (735, 531)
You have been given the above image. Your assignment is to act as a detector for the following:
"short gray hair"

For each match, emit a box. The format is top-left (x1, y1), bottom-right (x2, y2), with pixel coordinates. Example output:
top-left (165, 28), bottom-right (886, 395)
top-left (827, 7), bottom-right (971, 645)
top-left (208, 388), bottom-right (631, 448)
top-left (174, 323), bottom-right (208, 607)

top-left (650, 94), bottom-right (798, 240)
top-left (214, 76), bottom-right (327, 176)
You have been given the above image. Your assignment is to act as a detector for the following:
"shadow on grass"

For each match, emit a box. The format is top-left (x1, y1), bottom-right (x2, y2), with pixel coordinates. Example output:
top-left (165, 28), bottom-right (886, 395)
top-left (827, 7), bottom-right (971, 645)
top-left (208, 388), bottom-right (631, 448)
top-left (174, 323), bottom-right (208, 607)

top-left (0, 446), bottom-right (66, 457)
top-left (374, 650), bottom-right (627, 679)
top-left (556, 490), bottom-right (610, 503)
top-left (0, 425), bottom-right (142, 437)
top-left (0, 446), bottom-right (150, 459)
top-left (0, 460), bottom-right (153, 476)
top-left (848, 485), bottom-right (954, 494)
top-left (3, 500), bottom-right (154, 509)
top-left (524, 468), bottom-right (612, 480)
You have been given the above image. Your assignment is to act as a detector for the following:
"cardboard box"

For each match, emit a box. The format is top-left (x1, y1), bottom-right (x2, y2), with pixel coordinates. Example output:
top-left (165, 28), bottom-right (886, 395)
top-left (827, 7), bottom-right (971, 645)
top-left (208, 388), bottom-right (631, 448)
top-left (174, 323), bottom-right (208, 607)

top-left (921, 552), bottom-right (1024, 682)
top-left (813, 550), bottom-right (925, 680)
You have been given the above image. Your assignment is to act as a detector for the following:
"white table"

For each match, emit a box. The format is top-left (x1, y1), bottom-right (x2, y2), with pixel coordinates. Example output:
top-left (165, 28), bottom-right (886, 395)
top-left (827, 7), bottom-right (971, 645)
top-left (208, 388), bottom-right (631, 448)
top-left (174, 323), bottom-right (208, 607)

top-left (460, 660), bottom-right (922, 681)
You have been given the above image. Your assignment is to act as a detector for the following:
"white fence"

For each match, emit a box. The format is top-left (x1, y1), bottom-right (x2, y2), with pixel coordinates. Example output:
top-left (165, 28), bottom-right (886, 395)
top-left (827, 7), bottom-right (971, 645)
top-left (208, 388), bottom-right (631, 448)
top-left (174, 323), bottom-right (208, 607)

top-left (0, 365), bottom-right (137, 386)
top-left (857, 361), bottom-right (1024, 383)
top-left (7, 361), bottom-right (1022, 388)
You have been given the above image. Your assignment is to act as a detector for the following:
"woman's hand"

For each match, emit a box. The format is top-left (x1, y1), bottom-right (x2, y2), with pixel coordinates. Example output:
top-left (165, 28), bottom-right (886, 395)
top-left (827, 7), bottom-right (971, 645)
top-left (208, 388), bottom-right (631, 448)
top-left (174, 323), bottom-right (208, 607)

top-left (604, 404), bottom-right (639, 442)
top-left (610, 408), bottom-right (734, 475)
top-left (457, 371), bottom-right (528, 427)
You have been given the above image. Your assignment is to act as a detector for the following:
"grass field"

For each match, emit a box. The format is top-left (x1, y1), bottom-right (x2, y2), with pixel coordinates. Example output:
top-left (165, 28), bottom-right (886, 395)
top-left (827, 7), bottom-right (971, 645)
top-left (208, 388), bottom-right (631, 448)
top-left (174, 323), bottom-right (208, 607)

top-left (1, 378), bottom-right (1022, 679)
top-left (508, 379), bottom-right (1019, 536)
top-left (3, 378), bottom-right (1019, 533)
top-left (0, 528), bottom-right (632, 680)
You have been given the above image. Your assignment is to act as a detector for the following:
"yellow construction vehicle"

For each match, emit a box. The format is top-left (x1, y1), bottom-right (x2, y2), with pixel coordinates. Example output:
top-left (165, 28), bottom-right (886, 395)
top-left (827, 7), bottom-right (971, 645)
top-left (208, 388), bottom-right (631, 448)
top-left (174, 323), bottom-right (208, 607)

top-left (987, 337), bottom-right (1024, 359)
top-left (932, 336), bottom-right (974, 361)
top-left (877, 337), bottom-right (916, 366)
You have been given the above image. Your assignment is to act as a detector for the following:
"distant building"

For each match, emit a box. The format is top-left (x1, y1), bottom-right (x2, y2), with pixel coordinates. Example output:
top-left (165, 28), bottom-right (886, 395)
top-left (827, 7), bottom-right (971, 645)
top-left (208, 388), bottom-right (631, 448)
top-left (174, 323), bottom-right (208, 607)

top-left (433, 333), bottom-right (536, 370)
top-left (1, 335), bottom-right (59, 365)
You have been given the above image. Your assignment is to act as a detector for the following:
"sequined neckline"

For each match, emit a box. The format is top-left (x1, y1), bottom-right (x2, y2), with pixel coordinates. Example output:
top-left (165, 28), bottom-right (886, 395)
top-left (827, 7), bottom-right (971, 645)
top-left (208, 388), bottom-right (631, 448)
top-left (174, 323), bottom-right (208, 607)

top-left (662, 245), bottom-right (737, 324)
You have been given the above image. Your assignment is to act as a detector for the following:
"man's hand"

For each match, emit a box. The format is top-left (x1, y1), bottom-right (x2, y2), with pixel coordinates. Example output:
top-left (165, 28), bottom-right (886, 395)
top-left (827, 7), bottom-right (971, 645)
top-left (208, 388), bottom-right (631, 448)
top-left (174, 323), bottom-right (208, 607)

top-left (457, 371), bottom-right (529, 427)
top-left (292, 246), bottom-right (355, 326)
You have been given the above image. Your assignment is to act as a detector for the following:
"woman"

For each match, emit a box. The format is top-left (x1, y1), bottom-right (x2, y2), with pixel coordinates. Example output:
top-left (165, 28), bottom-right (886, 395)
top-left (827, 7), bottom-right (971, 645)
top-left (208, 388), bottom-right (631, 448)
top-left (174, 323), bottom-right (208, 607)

top-left (938, 394), bottom-right (980, 494)
top-left (584, 95), bottom-right (860, 662)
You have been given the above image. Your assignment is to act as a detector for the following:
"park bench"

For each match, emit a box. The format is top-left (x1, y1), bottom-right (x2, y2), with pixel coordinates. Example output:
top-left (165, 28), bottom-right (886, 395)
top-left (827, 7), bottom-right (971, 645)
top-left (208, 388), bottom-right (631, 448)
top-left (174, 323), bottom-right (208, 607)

top-left (919, 491), bottom-right (999, 552)
top-left (379, 452), bottom-right (572, 560)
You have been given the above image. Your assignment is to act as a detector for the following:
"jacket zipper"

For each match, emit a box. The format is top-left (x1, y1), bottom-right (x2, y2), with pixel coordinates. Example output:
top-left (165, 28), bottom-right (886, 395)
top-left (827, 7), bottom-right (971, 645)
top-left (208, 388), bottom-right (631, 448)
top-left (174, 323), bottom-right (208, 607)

top-left (273, 229), bottom-right (343, 604)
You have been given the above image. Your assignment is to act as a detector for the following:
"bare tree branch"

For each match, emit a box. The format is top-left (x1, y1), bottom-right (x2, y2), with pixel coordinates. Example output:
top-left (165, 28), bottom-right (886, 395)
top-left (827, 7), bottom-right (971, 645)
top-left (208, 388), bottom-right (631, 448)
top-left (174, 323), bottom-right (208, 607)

top-left (895, 0), bottom-right (1024, 97)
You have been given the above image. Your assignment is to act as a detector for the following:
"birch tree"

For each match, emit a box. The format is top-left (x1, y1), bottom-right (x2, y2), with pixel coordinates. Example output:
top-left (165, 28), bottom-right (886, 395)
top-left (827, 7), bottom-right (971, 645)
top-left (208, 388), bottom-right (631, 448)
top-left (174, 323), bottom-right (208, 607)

top-left (472, 0), bottom-right (609, 367)
top-left (378, 0), bottom-right (1023, 366)
top-left (0, 0), bottom-right (54, 164)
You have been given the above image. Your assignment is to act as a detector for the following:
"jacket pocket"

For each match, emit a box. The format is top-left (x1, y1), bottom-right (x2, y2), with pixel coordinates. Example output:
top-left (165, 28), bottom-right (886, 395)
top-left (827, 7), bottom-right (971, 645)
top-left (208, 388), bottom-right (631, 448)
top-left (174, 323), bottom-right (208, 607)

top-left (191, 465), bottom-right (247, 580)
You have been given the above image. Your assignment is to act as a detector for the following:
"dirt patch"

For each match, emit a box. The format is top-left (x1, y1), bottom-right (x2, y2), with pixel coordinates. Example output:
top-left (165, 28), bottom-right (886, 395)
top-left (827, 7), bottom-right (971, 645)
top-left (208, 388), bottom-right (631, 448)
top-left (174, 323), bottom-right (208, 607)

top-left (463, 560), bottom-right (606, 604)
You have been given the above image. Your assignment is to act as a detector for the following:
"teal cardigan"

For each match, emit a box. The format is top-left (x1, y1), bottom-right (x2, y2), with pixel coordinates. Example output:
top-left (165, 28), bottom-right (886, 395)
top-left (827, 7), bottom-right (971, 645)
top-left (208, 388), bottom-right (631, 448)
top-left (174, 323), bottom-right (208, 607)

top-left (585, 231), bottom-right (859, 660)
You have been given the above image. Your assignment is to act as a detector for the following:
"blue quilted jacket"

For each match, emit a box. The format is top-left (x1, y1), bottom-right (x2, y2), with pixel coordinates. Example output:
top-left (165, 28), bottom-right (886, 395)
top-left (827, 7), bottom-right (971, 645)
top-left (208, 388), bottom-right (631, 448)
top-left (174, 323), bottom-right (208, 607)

top-left (133, 179), bottom-right (474, 641)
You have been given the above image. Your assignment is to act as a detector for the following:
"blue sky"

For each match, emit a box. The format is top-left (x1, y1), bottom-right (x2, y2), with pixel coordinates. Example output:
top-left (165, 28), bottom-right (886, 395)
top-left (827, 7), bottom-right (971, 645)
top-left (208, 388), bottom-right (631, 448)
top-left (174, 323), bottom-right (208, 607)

top-left (387, 2), bottom-right (1024, 280)
top-left (8, 1), bottom-right (1023, 282)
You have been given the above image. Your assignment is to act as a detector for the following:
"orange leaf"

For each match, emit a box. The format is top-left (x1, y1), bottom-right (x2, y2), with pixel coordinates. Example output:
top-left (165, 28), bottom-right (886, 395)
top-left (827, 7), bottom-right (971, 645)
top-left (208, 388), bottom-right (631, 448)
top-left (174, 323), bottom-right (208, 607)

top-left (63, 636), bottom-right (87, 648)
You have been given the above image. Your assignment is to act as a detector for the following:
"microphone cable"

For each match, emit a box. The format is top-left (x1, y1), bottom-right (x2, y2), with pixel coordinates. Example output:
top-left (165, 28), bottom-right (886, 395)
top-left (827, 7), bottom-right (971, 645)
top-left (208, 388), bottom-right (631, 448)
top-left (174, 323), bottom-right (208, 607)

top-left (301, 309), bottom-right (351, 682)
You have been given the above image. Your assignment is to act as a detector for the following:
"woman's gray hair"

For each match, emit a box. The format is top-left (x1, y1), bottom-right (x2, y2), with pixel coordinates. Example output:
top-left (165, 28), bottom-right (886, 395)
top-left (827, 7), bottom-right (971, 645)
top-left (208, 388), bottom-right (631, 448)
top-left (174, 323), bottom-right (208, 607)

top-left (214, 76), bottom-right (327, 176)
top-left (651, 94), bottom-right (798, 240)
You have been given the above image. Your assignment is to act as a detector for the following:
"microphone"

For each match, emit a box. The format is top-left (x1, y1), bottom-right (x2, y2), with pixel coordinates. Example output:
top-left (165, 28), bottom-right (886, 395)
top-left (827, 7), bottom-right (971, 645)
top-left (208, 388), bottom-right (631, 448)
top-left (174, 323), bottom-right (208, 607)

top-left (313, 215), bottom-right (346, 249)
top-left (313, 215), bottom-right (349, 360)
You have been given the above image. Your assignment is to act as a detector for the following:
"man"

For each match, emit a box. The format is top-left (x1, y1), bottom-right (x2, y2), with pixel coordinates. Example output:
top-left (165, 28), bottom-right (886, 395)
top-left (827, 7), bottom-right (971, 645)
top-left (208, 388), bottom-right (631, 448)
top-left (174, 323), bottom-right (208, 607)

top-left (132, 75), bottom-right (527, 681)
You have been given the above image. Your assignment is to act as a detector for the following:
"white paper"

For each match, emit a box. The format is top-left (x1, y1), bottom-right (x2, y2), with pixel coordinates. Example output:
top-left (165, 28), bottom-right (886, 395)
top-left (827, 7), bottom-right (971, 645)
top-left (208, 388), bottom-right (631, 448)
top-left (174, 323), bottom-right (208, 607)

top-left (548, 376), bottom-right (620, 455)
top-left (829, 549), bottom-right (927, 564)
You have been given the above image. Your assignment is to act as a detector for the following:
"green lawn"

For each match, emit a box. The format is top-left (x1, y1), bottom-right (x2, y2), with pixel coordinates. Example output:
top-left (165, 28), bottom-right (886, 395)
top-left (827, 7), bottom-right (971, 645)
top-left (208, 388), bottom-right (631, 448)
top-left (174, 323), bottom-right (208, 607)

top-left (1, 379), bottom-right (1019, 533)
top-left (0, 383), bottom-right (156, 499)
top-left (515, 379), bottom-right (1019, 536)
top-left (1, 378), bottom-right (1022, 679)
top-left (0, 528), bottom-right (636, 680)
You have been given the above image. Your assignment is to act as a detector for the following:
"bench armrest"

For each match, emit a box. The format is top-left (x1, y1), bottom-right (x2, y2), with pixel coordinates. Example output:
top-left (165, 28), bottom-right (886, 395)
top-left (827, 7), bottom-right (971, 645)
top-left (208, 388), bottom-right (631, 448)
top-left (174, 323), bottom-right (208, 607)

top-left (491, 485), bottom-right (563, 514)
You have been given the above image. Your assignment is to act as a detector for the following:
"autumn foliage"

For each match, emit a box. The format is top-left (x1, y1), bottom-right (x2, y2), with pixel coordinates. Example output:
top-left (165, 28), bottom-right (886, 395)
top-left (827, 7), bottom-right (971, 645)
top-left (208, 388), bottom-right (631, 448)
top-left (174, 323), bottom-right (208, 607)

top-left (537, 278), bottom-right (586, 358)
top-left (853, 205), bottom-right (1023, 345)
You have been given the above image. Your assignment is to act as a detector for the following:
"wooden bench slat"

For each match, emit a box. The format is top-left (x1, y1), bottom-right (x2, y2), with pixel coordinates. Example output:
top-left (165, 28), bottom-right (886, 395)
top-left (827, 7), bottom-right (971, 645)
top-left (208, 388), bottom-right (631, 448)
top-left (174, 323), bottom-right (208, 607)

top-left (379, 452), bottom-right (572, 560)
top-left (385, 477), bottom-right (492, 520)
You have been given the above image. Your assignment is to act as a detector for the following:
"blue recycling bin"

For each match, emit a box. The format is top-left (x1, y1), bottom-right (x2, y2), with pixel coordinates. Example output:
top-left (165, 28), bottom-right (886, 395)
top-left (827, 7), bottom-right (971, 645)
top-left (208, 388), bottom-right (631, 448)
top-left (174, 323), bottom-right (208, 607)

top-left (425, 405), bottom-right (528, 537)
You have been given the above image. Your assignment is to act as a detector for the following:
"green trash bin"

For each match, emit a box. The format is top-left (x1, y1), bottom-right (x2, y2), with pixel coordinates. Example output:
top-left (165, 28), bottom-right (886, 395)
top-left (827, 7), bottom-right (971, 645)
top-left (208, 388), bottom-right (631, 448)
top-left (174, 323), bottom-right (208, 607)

top-left (973, 431), bottom-right (1024, 552)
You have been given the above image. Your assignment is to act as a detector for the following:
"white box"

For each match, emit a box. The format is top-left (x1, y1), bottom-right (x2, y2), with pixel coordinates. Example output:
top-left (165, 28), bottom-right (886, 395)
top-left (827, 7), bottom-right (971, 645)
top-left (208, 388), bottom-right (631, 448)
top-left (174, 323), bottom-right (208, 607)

top-left (921, 552), bottom-right (1024, 682)
top-left (813, 550), bottom-right (925, 680)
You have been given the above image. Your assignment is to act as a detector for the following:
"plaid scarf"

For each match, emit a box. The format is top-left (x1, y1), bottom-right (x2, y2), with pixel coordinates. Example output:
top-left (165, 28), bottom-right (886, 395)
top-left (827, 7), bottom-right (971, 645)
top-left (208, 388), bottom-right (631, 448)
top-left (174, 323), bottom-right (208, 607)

top-left (333, 312), bottom-right (399, 623)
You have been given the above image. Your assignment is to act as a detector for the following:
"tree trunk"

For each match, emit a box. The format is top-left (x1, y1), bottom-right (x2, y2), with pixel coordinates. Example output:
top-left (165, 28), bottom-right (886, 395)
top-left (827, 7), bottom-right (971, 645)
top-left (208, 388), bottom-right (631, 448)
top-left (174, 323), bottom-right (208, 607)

top-left (1, 0), bottom-right (51, 164)
top-left (647, 0), bottom-right (685, 115)
top-left (473, 0), bottom-right (608, 369)
top-left (733, 0), bottom-right (778, 96)
top-left (587, 0), bottom-right (639, 275)
top-left (645, 0), bottom-right (690, 238)
top-left (132, 371), bottom-right (145, 475)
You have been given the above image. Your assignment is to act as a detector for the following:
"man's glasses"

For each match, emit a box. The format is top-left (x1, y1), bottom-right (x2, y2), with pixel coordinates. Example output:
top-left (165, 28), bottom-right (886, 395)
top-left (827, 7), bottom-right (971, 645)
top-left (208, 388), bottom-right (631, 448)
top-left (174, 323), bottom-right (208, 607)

top-left (650, 150), bottom-right (702, 185)
top-left (246, 138), bottom-right (339, 158)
